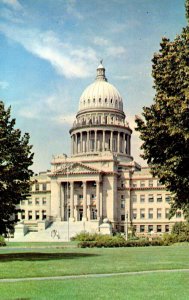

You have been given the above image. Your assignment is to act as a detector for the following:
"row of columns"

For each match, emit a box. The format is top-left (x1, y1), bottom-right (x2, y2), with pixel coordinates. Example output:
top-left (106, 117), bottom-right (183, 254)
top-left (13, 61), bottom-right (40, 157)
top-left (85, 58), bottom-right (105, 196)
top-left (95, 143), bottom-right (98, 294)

top-left (71, 130), bottom-right (131, 155)
top-left (59, 180), bottom-right (101, 222)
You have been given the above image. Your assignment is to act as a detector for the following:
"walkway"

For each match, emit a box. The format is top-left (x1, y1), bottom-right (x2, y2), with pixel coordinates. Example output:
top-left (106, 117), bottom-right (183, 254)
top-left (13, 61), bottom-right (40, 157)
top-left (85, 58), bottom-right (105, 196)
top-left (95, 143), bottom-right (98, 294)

top-left (1, 269), bottom-right (189, 283)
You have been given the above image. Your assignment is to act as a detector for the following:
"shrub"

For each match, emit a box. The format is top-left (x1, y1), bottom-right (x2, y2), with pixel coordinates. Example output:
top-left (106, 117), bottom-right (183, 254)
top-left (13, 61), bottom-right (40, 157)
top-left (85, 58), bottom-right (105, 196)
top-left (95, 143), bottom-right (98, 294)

top-left (0, 235), bottom-right (6, 247)
top-left (78, 237), bottom-right (165, 248)
top-left (71, 232), bottom-right (98, 241)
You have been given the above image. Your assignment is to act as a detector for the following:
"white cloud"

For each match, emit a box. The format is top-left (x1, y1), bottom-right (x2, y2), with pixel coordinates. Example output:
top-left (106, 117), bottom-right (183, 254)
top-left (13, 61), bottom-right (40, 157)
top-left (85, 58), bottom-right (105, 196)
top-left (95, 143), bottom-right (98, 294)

top-left (1, 0), bottom-right (22, 10)
top-left (92, 36), bottom-right (127, 58)
top-left (0, 80), bottom-right (9, 89)
top-left (114, 75), bottom-right (132, 80)
top-left (107, 46), bottom-right (126, 57)
top-left (0, 24), bottom-right (97, 78)
top-left (93, 37), bottom-right (109, 46)
top-left (66, 0), bottom-right (83, 20)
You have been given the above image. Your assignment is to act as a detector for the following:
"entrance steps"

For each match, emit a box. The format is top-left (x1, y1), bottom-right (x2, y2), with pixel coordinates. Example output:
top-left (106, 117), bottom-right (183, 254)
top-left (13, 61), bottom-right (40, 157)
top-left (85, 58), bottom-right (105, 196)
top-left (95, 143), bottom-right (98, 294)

top-left (10, 220), bottom-right (100, 242)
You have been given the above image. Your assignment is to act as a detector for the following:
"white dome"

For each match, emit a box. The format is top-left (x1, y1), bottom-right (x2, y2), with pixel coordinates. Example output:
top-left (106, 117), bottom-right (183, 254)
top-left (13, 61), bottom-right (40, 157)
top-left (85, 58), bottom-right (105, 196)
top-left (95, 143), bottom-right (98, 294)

top-left (78, 63), bottom-right (123, 111)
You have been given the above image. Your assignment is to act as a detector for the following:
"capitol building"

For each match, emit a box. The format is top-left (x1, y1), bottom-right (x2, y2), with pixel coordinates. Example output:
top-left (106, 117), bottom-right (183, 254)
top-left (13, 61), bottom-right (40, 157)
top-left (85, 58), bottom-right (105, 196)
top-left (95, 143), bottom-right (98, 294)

top-left (15, 63), bottom-right (184, 241)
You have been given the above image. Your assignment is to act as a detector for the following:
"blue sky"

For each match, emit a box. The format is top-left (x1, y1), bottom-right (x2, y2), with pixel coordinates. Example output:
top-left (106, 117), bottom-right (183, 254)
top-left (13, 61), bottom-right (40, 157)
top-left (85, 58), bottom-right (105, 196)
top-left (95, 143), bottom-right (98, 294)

top-left (0, 0), bottom-right (187, 172)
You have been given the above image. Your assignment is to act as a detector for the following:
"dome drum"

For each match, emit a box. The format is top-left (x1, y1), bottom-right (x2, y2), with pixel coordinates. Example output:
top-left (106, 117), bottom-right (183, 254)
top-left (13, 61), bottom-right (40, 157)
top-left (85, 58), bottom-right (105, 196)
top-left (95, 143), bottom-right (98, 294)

top-left (69, 63), bottom-right (132, 159)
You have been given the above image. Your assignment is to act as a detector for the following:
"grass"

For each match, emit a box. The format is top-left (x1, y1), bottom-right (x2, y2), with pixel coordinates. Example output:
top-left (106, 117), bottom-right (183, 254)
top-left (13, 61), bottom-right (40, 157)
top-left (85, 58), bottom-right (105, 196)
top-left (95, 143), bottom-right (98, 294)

top-left (0, 243), bottom-right (188, 299)
top-left (0, 272), bottom-right (189, 300)
top-left (0, 244), bottom-right (189, 279)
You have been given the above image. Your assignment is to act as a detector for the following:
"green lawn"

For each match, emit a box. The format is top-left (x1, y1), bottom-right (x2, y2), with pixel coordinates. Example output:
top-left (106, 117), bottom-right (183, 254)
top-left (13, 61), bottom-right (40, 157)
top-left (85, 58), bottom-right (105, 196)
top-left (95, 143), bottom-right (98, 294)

top-left (0, 244), bottom-right (189, 279)
top-left (0, 272), bottom-right (189, 300)
top-left (0, 243), bottom-right (188, 299)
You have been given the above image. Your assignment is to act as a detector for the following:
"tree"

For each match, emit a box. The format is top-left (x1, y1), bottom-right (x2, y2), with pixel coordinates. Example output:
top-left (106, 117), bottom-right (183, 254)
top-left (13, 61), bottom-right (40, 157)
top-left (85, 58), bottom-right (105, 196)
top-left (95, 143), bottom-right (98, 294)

top-left (0, 101), bottom-right (34, 234)
top-left (135, 0), bottom-right (189, 218)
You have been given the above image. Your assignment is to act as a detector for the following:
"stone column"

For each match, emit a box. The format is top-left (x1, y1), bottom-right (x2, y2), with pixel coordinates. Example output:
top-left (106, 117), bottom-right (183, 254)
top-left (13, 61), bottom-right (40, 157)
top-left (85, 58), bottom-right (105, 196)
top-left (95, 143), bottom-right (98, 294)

top-left (96, 180), bottom-right (100, 220)
top-left (75, 133), bottom-right (78, 154)
top-left (87, 131), bottom-right (89, 152)
top-left (83, 181), bottom-right (87, 221)
top-left (95, 130), bottom-right (97, 152)
top-left (117, 131), bottom-right (120, 153)
top-left (110, 131), bottom-right (113, 151)
top-left (123, 133), bottom-right (126, 153)
top-left (80, 131), bottom-right (83, 153)
top-left (103, 130), bottom-right (105, 151)
top-left (57, 182), bottom-right (61, 221)
top-left (70, 181), bottom-right (74, 221)
top-left (128, 135), bottom-right (131, 155)
top-left (61, 183), bottom-right (65, 221)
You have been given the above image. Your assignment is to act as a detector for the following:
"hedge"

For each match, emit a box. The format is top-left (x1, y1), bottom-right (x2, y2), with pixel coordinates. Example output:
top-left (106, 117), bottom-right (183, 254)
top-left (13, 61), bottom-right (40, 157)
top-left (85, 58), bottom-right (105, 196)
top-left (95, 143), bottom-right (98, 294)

top-left (78, 239), bottom-right (164, 248)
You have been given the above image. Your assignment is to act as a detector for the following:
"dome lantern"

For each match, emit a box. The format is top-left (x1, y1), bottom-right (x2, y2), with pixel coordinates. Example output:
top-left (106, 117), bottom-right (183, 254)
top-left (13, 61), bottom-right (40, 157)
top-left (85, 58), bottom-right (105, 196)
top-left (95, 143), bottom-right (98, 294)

top-left (96, 60), bottom-right (107, 82)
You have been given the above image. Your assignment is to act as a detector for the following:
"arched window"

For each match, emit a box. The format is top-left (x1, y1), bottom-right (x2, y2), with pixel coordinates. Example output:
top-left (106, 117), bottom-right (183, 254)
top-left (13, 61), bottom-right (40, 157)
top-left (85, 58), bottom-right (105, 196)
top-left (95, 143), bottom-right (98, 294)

top-left (93, 98), bottom-right (95, 103)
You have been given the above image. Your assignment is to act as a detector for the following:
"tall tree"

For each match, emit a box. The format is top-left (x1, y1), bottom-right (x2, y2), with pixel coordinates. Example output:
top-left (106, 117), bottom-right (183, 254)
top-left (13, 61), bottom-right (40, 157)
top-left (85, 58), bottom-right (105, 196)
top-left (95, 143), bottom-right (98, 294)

top-left (135, 0), bottom-right (189, 218)
top-left (0, 101), bottom-right (34, 234)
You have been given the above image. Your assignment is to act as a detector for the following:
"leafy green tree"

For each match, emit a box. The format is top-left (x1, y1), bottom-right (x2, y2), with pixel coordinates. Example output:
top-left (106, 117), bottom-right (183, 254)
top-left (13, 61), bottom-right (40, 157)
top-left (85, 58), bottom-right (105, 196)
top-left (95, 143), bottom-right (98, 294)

top-left (0, 101), bottom-right (34, 234)
top-left (135, 0), bottom-right (189, 218)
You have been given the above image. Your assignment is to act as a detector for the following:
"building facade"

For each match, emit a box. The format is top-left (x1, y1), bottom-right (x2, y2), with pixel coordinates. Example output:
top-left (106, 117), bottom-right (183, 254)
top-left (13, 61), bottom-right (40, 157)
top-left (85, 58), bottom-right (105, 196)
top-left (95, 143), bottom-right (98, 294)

top-left (18, 63), bottom-right (184, 238)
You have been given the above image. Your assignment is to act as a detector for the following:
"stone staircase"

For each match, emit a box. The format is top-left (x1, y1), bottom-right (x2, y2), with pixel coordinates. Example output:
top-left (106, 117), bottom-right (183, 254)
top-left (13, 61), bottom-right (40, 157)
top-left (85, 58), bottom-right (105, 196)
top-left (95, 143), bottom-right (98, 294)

top-left (10, 220), bottom-right (100, 242)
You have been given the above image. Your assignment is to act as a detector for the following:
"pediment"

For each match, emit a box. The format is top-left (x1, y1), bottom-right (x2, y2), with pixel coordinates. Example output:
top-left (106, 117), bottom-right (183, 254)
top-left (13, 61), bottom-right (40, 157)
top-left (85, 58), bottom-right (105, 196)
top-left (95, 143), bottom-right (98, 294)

top-left (53, 162), bottom-right (100, 175)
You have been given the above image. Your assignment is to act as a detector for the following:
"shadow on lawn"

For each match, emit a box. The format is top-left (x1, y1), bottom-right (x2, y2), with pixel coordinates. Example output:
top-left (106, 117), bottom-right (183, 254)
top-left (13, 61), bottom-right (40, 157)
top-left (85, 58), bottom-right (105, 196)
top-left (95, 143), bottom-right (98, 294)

top-left (0, 252), bottom-right (98, 262)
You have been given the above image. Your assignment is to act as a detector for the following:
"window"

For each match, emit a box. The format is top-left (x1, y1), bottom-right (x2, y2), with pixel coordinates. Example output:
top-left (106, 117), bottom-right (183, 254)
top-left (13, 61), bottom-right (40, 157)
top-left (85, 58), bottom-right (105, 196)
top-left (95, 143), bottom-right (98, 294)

top-left (165, 208), bottom-right (169, 219)
top-left (157, 180), bottom-right (162, 187)
top-left (91, 208), bottom-right (97, 220)
top-left (121, 181), bottom-right (125, 188)
top-left (121, 215), bottom-right (125, 221)
top-left (149, 180), bottom-right (153, 187)
top-left (157, 194), bottom-right (162, 202)
top-left (35, 211), bottom-right (40, 220)
top-left (79, 195), bottom-right (83, 199)
top-left (148, 194), bottom-right (154, 202)
top-left (157, 225), bottom-right (162, 232)
top-left (121, 199), bottom-right (125, 209)
top-left (140, 195), bottom-right (145, 203)
top-left (91, 194), bottom-right (96, 199)
top-left (140, 209), bottom-right (145, 219)
top-left (165, 225), bottom-right (169, 233)
top-left (28, 199), bottom-right (32, 205)
top-left (140, 180), bottom-right (145, 187)
top-left (157, 209), bottom-right (162, 219)
top-left (140, 225), bottom-right (145, 233)
top-left (132, 181), bottom-right (137, 188)
top-left (132, 195), bottom-right (137, 203)
top-left (132, 209), bottom-right (137, 219)
top-left (121, 194), bottom-right (125, 199)
top-left (42, 197), bottom-right (47, 205)
top-left (21, 211), bottom-right (25, 220)
top-left (165, 195), bottom-right (171, 203)
top-left (148, 209), bottom-right (153, 219)
top-left (176, 211), bottom-right (182, 218)
top-left (28, 211), bottom-right (32, 220)
top-left (35, 198), bottom-right (40, 205)
top-left (148, 225), bottom-right (153, 233)
top-left (35, 183), bottom-right (39, 191)
top-left (42, 210), bottom-right (46, 220)
top-left (42, 183), bottom-right (47, 191)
